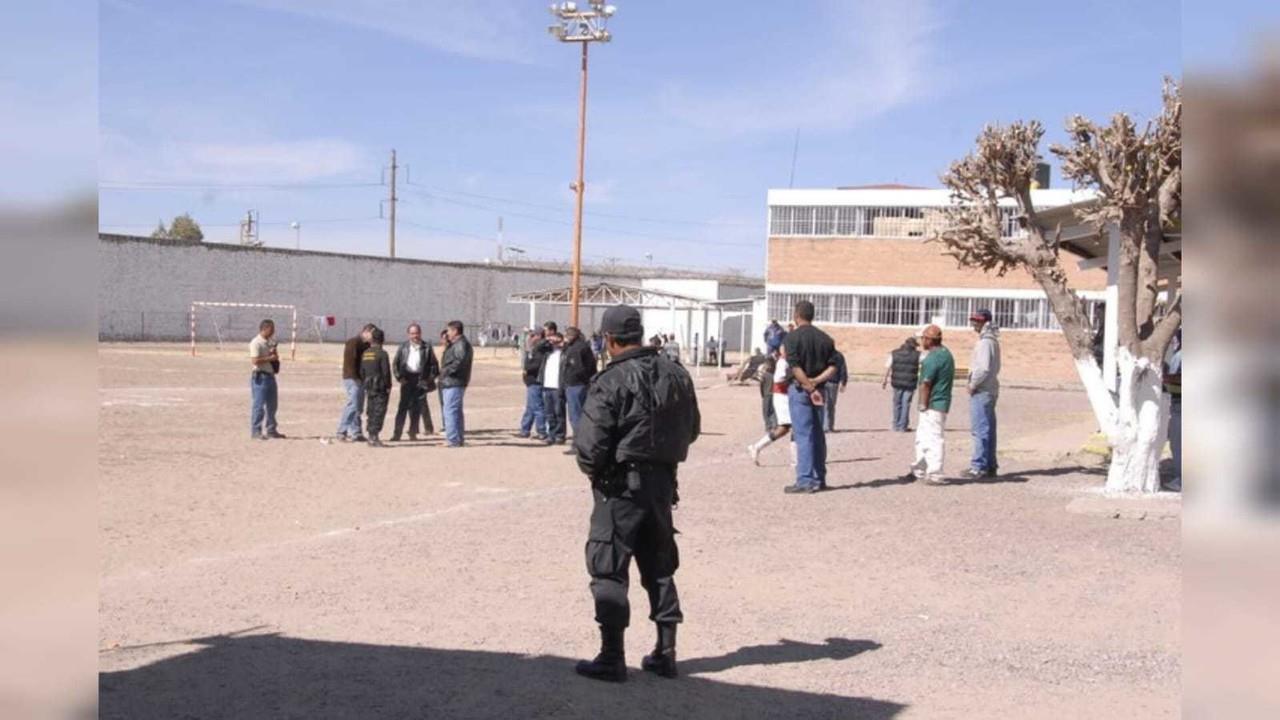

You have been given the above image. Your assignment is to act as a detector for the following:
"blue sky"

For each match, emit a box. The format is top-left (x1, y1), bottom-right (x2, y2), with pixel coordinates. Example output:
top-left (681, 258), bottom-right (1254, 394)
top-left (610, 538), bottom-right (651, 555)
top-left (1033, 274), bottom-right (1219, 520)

top-left (93, 0), bottom-right (1187, 272)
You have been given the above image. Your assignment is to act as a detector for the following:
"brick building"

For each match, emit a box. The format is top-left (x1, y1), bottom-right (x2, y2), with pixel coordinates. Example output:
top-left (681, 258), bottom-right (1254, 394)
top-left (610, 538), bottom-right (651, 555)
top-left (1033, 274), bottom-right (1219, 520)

top-left (763, 186), bottom-right (1105, 385)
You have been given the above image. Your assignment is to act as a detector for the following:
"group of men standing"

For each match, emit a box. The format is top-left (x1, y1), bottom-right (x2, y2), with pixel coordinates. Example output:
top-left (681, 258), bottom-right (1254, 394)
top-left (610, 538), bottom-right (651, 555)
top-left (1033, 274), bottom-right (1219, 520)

top-left (520, 321), bottom-right (598, 448)
top-left (334, 321), bottom-right (473, 447)
top-left (743, 303), bottom-right (1005, 489)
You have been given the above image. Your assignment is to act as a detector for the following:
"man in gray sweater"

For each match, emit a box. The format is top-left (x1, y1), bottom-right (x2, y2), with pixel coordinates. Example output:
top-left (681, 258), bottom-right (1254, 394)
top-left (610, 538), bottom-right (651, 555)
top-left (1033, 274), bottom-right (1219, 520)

top-left (964, 309), bottom-right (1001, 478)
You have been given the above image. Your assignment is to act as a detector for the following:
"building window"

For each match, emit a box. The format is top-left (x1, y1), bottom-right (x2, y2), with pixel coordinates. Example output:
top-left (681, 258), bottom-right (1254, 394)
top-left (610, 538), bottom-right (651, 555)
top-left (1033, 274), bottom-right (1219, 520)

top-left (767, 290), bottom-right (1099, 332)
top-left (769, 204), bottom-right (1027, 238)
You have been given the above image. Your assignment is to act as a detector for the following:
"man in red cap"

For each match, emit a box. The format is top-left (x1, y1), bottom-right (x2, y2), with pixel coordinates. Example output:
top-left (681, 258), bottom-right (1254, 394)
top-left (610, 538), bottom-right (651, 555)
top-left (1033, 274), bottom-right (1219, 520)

top-left (964, 308), bottom-right (1002, 479)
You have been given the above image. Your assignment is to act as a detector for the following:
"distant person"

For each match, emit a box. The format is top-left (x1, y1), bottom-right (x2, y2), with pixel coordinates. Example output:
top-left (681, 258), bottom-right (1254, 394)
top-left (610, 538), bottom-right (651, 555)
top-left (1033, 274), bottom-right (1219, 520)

top-left (964, 309), bottom-right (1002, 479)
top-left (540, 331), bottom-right (568, 445)
top-left (881, 337), bottom-right (921, 432)
top-left (439, 321), bottom-right (474, 448)
top-left (248, 319), bottom-right (284, 440)
top-left (1162, 328), bottom-right (1182, 492)
top-left (649, 335), bottom-right (664, 349)
top-left (747, 344), bottom-right (796, 466)
top-left (822, 350), bottom-right (849, 432)
top-left (707, 336), bottom-right (718, 366)
top-left (361, 327), bottom-right (392, 447)
top-left (591, 331), bottom-right (606, 370)
top-left (391, 322), bottom-right (438, 441)
top-left (756, 349), bottom-right (778, 431)
top-left (908, 325), bottom-right (955, 485)
top-left (663, 334), bottom-right (682, 364)
top-left (763, 319), bottom-right (786, 354)
top-left (518, 329), bottom-right (549, 441)
top-left (437, 328), bottom-right (450, 435)
top-left (336, 323), bottom-right (376, 442)
top-left (562, 326), bottom-right (597, 437)
top-left (783, 300), bottom-right (837, 494)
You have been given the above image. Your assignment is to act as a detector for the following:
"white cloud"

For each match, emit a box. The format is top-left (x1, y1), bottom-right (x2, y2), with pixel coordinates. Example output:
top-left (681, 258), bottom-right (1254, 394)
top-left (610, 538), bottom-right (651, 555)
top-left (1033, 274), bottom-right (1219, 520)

top-left (233, 0), bottom-right (539, 64)
top-left (661, 0), bottom-right (945, 134)
top-left (101, 132), bottom-right (370, 184)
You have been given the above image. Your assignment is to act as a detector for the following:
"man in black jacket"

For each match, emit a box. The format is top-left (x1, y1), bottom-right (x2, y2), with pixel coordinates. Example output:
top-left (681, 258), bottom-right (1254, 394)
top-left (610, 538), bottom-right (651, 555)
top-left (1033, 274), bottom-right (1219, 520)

top-left (438, 320), bottom-right (473, 448)
top-left (573, 305), bottom-right (700, 683)
top-left (561, 326), bottom-right (597, 437)
top-left (518, 329), bottom-right (550, 440)
top-left (881, 337), bottom-right (921, 432)
top-left (391, 322), bottom-right (439, 441)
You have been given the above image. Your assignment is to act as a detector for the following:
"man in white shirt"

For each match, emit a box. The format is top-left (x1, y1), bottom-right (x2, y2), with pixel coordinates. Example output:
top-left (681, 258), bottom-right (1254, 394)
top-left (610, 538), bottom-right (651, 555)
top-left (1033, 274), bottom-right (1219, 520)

top-left (392, 323), bottom-right (438, 441)
top-left (248, 319), bottom-right (284, 440)
top-left (540, 332), bottom-right (568, 445)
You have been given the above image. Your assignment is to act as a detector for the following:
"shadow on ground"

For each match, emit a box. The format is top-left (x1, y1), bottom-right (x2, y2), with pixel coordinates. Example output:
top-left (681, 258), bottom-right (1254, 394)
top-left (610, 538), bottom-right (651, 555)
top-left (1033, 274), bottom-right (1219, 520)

top-left (100, 632), bottom-right (903, 720)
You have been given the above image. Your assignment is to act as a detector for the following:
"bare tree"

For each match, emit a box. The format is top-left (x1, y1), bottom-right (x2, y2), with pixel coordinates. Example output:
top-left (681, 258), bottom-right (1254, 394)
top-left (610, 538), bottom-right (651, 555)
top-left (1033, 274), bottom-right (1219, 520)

top-left (934, 80), bottom-right (1181, 493)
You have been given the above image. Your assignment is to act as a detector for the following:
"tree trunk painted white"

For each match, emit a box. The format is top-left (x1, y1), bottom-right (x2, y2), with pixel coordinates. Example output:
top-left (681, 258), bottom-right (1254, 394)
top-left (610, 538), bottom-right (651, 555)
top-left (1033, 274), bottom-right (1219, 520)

top-left (1103, 349), bottom-right (1168, 494)
top-left (1073, 354), bottom-right (1117, 437)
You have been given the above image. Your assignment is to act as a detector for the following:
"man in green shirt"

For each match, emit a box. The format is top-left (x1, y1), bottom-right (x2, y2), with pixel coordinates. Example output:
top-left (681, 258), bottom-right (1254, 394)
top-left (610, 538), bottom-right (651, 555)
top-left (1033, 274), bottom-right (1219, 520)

top-left (908, 324), bottom-right (955, 484)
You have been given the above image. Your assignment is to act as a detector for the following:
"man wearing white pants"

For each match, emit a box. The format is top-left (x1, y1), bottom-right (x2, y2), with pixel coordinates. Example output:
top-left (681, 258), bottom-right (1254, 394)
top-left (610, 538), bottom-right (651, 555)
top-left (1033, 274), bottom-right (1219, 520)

top-left (909, 325), bottom-right (955, 485)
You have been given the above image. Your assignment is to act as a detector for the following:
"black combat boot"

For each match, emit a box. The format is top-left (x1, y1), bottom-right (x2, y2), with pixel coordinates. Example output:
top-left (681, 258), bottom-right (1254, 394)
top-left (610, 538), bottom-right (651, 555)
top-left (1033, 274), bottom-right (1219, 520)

top-left (641, 622), bottom-right (677, 678)
top-left (575, 625), bottom-right (627, 682)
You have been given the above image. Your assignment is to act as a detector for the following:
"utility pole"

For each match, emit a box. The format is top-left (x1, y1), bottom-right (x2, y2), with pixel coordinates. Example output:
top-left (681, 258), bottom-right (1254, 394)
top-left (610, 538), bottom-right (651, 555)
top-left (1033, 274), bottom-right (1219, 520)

top-left (388, 149), bottom-right (398, 258)
top-left (549, 1), bottom-right (615, 327)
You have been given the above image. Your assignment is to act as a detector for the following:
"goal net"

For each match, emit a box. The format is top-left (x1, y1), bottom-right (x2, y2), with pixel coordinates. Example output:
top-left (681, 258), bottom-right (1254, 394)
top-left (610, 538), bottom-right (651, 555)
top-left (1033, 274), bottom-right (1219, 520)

top-left (189, 301), bottom-right (297, 359)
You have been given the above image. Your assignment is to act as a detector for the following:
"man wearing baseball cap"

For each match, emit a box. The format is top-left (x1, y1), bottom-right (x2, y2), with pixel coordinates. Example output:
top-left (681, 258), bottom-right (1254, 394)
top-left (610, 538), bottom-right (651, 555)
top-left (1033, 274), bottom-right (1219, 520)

top-left (573, 304), bottom-right (700, 682)
top-left (908, 324), bottom-right (955, 484)
top-left (965, 308), bottom-right (1002, 479)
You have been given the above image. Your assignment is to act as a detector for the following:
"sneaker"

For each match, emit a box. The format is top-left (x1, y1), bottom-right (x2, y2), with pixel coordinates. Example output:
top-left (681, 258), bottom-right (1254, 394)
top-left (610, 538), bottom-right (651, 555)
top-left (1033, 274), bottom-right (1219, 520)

top-left (352, 435), bottom-right (368, 443)
top-left (368, 436), bottom-right (384, 447)
top-left (390, 434), bottom-right (402, 442)
top-left (250, 434), bottom-right (264, 441)
top-left (266, 431), bottom-right (286, 439)
top-left (961, 467), bottom-right (984, 479)
top-left (747, 443), bottom-right (760, 466)
top-left (783, 484), bottom-right (820, 494)
top-left (925, 476), bottom-right (949, 486)
top-left (515, 432), bottom-right (530, 439)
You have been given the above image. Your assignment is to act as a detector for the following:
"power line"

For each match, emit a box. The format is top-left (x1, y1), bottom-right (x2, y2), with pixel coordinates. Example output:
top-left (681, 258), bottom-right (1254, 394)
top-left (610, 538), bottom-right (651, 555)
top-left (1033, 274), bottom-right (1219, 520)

top-left (99, 180), bottom-right (384, 190)
top-left (404, 180), bottom-right (753, 228)
top-left (399, 185), bottom-right (758, 248)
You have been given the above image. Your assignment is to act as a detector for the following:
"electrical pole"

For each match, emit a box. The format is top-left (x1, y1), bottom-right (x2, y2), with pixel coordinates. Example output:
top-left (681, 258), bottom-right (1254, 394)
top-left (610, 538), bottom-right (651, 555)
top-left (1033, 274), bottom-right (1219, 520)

top-left (388, 148), bottom-right (398, 259)
top-left (549, 2), bottom-right (615, 328)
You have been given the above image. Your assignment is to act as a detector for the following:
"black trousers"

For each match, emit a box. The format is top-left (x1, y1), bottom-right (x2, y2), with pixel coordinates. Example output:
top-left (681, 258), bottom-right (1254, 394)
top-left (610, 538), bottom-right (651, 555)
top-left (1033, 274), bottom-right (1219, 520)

top-left (394, 375), bottom-right (432, 436)
top-left (586, 467), bottom-right (682, 629)
top-left (365, 390), bottom-right (390, 436)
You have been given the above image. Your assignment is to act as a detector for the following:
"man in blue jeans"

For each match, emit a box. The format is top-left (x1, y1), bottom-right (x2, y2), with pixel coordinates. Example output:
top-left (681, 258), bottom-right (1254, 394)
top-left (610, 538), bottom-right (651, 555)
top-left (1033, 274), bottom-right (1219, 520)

top-left (963, 309), bottom-right (1001, 479)
top-left (336, 323), bottom-right (376, 442)
top-left (881, 336), bottom-right (921, 431)
top-left (561, 326), bottom-right (597, 438)
top-left (518, 329), bottom-right (549, 440)
top-left (249, 319), bottom-right (285, 439)
top-left (783, 300), bottom-right (838, 494)
top-left (438, 320), bottom-right (473, 448)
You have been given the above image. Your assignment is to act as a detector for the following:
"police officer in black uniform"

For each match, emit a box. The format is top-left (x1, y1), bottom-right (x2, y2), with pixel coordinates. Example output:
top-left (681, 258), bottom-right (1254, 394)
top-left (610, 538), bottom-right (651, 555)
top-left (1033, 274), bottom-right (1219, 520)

top-left (573, 304), bottom-right (700, 683)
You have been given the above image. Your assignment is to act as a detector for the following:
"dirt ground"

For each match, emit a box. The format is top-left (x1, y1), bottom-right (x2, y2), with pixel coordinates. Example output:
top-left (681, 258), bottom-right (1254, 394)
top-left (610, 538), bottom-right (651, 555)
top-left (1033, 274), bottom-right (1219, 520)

top-left (98, 342), bottom-right (1180, 719)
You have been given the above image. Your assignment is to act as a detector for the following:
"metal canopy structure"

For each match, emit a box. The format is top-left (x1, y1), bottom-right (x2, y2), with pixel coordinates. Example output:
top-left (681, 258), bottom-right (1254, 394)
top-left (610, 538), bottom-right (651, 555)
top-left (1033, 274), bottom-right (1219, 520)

top-left (509, 282), bottom-right (755, 370)
top-left (1033, 199), bottom-right (1183, 393)
top-left (510, 282), bottom-right (715, 310)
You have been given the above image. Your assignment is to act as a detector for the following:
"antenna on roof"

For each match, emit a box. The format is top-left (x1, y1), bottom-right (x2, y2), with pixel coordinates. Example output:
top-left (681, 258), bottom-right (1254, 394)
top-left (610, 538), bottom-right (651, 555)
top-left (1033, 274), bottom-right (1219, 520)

top-left (788, 128), bottom-right (800, 188)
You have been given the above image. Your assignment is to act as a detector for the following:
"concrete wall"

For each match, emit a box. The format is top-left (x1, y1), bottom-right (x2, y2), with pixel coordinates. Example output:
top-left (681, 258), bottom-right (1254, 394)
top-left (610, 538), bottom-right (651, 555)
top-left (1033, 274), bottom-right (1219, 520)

top-left (99, 235), bottom-right (764, 347)
top-left (100, 235), bottom-right (593, 343)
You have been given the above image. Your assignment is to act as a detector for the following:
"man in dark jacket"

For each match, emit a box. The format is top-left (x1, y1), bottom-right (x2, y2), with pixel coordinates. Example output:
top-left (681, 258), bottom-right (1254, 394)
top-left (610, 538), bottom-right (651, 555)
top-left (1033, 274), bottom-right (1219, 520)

top-left (336, 323), bottom-right (376, 442)
top-left (438, 320), bottom-right (473, 448)
top-left (881, 337), bottom-right (921, 432)
top-left (573, 305), bottom-right (700, 683)
top-left (561, 326), bottom-right (597, 437)
top-left (518, 329), bottom-right (550, 440)
top-left (391, 322), bottom-right (439, 441)
top-left (360, 327), bottom-right (393, 447)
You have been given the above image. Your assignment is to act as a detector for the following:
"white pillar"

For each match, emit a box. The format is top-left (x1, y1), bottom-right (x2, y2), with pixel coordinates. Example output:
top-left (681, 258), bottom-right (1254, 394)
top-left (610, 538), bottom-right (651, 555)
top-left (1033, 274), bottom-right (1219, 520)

top-left (1103, 224), bottom-right (1121, 392)
top-left (739, 311), bottom-right (747, 355)
top-left (528, 301), bottom-right (536, 329)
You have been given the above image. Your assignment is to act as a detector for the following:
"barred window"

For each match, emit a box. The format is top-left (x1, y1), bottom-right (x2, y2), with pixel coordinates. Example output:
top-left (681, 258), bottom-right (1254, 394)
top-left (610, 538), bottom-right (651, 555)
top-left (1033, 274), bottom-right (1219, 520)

top-left (766, 291), bottom-right (1096, 332)
top-left (769, 204), bottom-right (1028, 238)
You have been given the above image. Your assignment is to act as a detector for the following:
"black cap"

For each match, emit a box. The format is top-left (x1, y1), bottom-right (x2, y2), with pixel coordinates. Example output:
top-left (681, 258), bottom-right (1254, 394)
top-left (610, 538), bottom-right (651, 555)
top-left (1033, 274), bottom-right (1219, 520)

top-left (600, 304), bottom-right (643, 340)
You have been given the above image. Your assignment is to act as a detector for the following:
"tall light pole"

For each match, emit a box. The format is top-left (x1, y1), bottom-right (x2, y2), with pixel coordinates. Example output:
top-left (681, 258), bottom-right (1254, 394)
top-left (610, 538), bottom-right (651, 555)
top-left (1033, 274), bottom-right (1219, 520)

top-left (548, 1), bottom-right (615, 327)
top-left (290, 221), bottom-right (301, 250)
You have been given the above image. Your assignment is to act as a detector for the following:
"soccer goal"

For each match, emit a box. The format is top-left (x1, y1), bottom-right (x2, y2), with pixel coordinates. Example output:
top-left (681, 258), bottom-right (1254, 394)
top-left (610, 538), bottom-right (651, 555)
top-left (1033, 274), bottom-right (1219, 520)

top-left (189, 301), bottom-right (297, 358)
